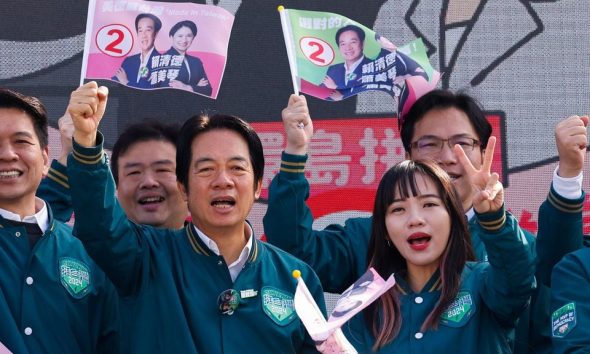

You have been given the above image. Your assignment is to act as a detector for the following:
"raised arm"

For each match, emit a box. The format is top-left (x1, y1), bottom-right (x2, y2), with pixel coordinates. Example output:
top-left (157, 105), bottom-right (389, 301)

top-left (67, 82), bottom-right (147, 296)
top-left (536, 115), bottom-right (588, 286)
top-left (456, 137), bottom-right (535, 324)
top-left (37, 112), bottom-right (75, 222)
top-left (264, 95), bottom-right (371, 293)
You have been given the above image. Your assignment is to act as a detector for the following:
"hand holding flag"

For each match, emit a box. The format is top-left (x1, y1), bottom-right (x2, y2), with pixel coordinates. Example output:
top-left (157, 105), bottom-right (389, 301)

top-left (293, 268), bottom-right (395, 354)
top-left (278, 7), bottom-right (440, 116)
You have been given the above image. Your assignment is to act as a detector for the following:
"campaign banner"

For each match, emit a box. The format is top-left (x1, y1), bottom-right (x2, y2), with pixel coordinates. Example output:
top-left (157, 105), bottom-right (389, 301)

top-left (278, 7), bottom-right (439, 114)
top-left (81, 0), bottom-right (234, 98)
top-left (293, 268), bottom-right (395, 353)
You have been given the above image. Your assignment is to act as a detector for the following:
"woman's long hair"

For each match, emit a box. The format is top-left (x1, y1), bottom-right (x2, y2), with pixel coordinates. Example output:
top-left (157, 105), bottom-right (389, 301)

top-left (366, 160), bottom-right (475, 350)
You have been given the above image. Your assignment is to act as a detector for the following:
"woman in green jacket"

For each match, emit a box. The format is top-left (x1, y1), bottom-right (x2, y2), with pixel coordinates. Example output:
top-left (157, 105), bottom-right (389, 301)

top-left (342, 156), bottom-right (535, 353)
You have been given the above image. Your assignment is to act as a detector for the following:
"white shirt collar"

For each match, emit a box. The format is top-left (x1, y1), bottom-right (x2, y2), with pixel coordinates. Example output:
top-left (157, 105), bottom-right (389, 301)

top-left (140, 47), bottom-right (155, 67)
top-left (465, 207), bottom-right (475, 221)
top-left (137, 47), bottom-right (156, 83)
top-left (0, 197), bottom-right (49, 232)
top-left (344, 56), bottom-right (365, 84)
top-left (193, 223), bottom-right (254, 282)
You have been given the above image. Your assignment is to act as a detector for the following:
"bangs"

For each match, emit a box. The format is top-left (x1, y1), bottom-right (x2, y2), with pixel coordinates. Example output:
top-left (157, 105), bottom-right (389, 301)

top-left (392, 170), bottom-right (422, 201)
top-left (375, 160), bottom-right (454, 220)
top-left (381, 164), bottom-right (430, 207)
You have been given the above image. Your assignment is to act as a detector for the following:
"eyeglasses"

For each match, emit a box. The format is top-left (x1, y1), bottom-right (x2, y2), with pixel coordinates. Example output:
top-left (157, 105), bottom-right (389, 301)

top-left (218, 289), bottom-right (240, 315)
top-left (410, 136), bottom-right (480, 156)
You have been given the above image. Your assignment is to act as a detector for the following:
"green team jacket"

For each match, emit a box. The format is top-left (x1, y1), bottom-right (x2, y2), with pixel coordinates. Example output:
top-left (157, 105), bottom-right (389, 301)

top-left (66, 133), bottom-right (325, 354)
top-left (0, 205), bottom-right (119, 354)
top-left (37, 160), bottom-right (73, 223)
top-left (264, 152), bottom-right (585, 354)
top-left (345, 207), bottom-right (535, 354)
top-left (550, 247), bottom-right (590, 353)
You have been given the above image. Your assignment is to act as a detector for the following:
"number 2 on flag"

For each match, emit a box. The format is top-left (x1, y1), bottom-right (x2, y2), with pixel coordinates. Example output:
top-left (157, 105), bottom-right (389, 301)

top-left (96, 24), bottom-right (133, 58)
top-left (299, 37), bottom-right (334, 67)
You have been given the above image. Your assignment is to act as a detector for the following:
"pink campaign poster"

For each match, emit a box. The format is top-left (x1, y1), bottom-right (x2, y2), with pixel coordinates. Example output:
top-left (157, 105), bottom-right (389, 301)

top-left (81, 0), bottom-right (234, 98)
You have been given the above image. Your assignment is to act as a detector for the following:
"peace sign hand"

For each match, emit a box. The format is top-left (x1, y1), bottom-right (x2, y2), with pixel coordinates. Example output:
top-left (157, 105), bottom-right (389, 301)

top-left (453, 136), bottom-right (503, 214)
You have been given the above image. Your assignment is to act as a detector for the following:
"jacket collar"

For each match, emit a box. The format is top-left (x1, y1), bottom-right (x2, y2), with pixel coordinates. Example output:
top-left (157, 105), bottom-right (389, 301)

top-left (0, 202), bottom-right (56, 236)
top-left (185, 222), bottom-right (260, 264)
top-left (395, 268), bottom-right (441, 295)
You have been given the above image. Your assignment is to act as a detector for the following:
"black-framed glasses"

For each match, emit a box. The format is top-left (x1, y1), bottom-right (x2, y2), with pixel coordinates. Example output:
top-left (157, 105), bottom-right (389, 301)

top-left (218, 289), bottom-right (240, 315)
top-left (411, 136), bottom-right (480, 155)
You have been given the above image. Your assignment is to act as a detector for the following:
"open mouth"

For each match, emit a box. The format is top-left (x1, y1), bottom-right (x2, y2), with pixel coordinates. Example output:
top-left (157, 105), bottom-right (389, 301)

top-left (0, 170), bottom-right (22, 179)
top-left (138, 196), bottom-right (164, 205)
top-left (211, 198), bottom-right (236, 209)
top-left (407, 233), bottom-right (432, 250)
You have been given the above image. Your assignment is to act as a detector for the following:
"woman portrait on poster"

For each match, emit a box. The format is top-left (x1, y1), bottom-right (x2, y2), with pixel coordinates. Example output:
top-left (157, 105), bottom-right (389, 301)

top-left (162, 20), bottom-right (212, 96)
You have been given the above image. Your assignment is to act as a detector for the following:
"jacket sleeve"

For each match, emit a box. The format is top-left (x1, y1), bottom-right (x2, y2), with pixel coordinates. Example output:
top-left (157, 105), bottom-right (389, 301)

top-left (550, 249), bottom-right (590, 354)
top-left (67, 132), bottom-right (147, 297)
top-left (189, 56), bottom-right (212, 96)
top-left (475, 207), bottom-right (536, 326)
top-left (36, 160), bottom-right (73, 223)
top-left (111, 56), bottom-right (131, 82)
top-left (536, 184), bottom-right (585, 286)
top-left (263, 152), bottom-right (370, 293)
top-left (394, 51), bottom-right (429, 81)
top-left (322, 65), bottom-right (339, 88)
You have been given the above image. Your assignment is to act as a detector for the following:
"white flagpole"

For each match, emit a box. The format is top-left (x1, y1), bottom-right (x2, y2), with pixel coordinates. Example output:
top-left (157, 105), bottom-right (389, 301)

top-left (278, 5), bottom-right (299, 95)
top-left (80, 0), bottom-right (97, 86)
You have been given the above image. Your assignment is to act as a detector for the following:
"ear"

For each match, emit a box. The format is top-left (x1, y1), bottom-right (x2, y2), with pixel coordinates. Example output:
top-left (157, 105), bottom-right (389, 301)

top-left (42, 146), bottom-right (50, 176)
top-left (254, 179), bottom-right (262, 200)
top-left (177, 181), bottom-right (188, 202)
top-left (405, 151), bottom-right (411, 160)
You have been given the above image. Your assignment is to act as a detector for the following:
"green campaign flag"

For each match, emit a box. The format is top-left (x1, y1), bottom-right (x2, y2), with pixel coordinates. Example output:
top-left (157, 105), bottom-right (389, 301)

top-left (279, 7), bottom-right (440, 116)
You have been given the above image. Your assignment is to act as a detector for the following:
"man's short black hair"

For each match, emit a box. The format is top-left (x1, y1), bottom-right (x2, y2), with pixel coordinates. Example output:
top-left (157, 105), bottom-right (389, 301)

top-left (335, 24), bottom-right (365, 44)
top-left (0, 88), bottom-right (48, 149)
top-left (400, 89), bottom-right (492, 153)
top-left (169, 20), bottom-right (197, 37)
top-left (176, 114), bottom-right (264, 190)
top-left (111, 122), bottom-right (179, 185)
top-left (135, 13), bottom-right (162, 33)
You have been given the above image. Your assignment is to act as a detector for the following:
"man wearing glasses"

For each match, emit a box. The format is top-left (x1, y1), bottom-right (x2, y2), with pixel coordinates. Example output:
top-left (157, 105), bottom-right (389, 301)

top-left (265, 90), bottom-right (587, 354)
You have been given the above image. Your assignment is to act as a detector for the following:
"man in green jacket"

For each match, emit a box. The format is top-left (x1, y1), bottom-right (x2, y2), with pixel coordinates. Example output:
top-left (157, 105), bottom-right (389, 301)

top-left (36, 117), bottom-right (190, 354)
top-left (264, 91), bottom-right (587, 354)
top-left (550, 246), bottom-right (590, 353)
top-left (38, 114), bottom-right (188, 229)
top-left (547, 116), bottom-right (590, 354)
top-left (66, 81), bottom-right (325, 354)
top-left (0, 88), bottom-right (119, 354)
